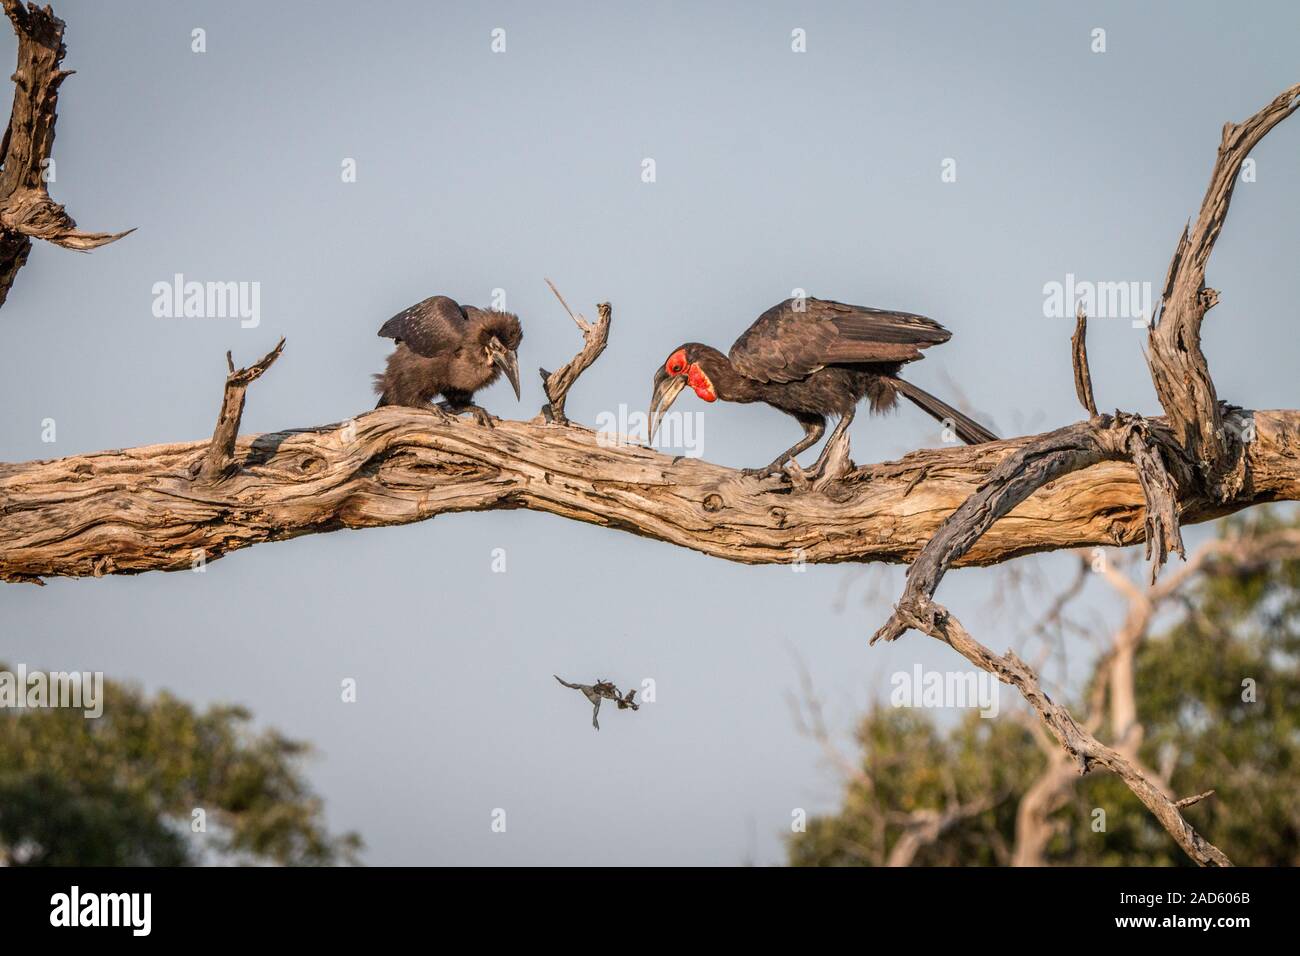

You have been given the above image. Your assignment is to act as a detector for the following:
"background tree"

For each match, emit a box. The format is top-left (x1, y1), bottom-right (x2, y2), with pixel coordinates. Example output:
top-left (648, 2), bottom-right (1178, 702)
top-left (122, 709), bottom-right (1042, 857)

top-left (0, 674), bottom-right (361, 866)
top-left (789, 510), bottom-right (1300, 866)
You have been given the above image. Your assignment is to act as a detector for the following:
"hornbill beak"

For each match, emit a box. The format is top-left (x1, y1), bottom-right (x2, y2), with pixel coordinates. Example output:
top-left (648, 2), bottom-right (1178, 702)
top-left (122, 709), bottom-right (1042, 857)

top-left (493, 348), bottom-right (521, 400)
top-left (648, 368), bottom-right (687, 443)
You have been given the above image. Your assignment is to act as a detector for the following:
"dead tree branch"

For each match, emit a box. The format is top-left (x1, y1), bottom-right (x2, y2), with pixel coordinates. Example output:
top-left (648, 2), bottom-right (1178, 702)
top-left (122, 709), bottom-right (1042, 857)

top-left (870, 413), bottom-right (1189, 644)
top-left (536, 280), bottom-right (610, 424)
top-left (1011, 529), bottom-right (1300, 864)
top-left (1147, 82), bottom-right (1300, 495)
top-left (0, 0), bottom-right (132, 308)
top-left (2, 403), bottom-right (1297, 583)
top-left (902, 602), bottom-right (1232, 866)
top-left (885, 793), bottom-right (1005, 868)
top-left (871, 82), bottom-right (1300, 865)
top-left (197, 338), bottom-right (285, 482)
top-left (1176, 790), bottom-right (1216, 810)
top-left (1070, 305), bottom-right (1098, 417)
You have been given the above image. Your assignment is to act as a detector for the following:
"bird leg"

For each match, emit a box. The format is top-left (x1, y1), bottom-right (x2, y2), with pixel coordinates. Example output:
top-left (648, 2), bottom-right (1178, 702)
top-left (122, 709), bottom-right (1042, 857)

top-left (435, 401), bottom-right (497, 428)
top-left (742, 417), bottom-right (825, 478)
top-left (806, 408), bottom-right (855, 480)
top-left (424, 403), bottom-right (460, 425)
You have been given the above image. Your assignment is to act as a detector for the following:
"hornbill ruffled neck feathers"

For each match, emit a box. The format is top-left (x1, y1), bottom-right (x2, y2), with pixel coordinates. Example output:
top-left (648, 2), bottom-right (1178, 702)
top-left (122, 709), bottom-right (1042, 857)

top-left (374, 294), bottom-right (522, 424)
top-left (649, 297), bottom-right (997, 477)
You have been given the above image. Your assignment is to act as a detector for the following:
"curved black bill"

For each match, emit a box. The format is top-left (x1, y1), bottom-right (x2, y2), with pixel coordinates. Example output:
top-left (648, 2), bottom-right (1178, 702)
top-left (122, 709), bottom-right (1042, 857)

top-left (648, 368), bottom-right (687, 444)
top-left (493, 349), bottom-right (521, 400)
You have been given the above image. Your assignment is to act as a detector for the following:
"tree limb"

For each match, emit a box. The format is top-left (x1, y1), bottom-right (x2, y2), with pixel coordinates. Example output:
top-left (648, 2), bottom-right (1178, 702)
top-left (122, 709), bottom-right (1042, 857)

top-left (1, 403), bottom-right (1297, 583)
top-left (1147, 82), bottom-right (1300, 495)
top-left (0, 0), bottom-right (132, 308)
top-left (870, 83), bottom-right (1299, 864)
top-left (913, 602), bottom-right (1231, 866)
top-left (885, 793), bottom-right (1004, 868)
top-left (535, 281), bottom-right (610, 425)
top-left (197, 338), bottom-right (285, 482)
top-left (870, 412), bottom-right (1194, 644)
top-left (1070, 305), bottom-right (1098, 418)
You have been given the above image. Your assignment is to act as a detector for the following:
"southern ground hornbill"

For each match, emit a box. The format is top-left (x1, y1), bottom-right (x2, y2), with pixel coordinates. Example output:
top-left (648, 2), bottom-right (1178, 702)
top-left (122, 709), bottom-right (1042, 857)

top-left (373, 294), bottom-right (522, 425)
top-left (649, 297), bottom-right (997, 477)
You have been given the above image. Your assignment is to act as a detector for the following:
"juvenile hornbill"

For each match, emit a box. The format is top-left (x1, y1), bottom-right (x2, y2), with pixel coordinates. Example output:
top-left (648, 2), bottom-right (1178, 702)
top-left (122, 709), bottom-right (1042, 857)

top-left (649, 297), bottom-right (997, 477)
top-left (373, 294), bottom-right (522, 425)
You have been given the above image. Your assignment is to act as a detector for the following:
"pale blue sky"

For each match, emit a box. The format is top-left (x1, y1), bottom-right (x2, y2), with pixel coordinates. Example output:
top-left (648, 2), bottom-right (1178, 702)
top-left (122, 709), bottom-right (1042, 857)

top-left (1, 1), bottom-right (1296, 864)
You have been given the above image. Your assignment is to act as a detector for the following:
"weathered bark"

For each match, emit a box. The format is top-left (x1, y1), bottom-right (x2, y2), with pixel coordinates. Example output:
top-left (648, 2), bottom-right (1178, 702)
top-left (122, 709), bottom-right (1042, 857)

top-left (1148, 83), bottom-right (1299, 493)
top-left (198, 339), bottom-right (285, 482)
top-left (0, 0), bottom-right (131, 308)
top-left (1, 407), bottom-right (1297, 584)
top-left (536, 282), bottom-right (609, 425)
top-left (1070, 306), bottom-right (1098, 418)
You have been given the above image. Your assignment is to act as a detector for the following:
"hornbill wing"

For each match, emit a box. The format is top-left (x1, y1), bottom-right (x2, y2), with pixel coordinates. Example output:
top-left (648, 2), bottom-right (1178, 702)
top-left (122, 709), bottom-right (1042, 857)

top-left (377, 295), bottom-right (469, 358)
top-left (728, 298), bottom-right (952, 384)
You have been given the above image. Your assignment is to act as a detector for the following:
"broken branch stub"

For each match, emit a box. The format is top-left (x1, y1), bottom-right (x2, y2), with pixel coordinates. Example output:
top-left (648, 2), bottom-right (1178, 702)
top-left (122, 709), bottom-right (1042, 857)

top-left (198, 338), bottom-right (285, 482)
top-left (536, 280), bottom-right (611, 424)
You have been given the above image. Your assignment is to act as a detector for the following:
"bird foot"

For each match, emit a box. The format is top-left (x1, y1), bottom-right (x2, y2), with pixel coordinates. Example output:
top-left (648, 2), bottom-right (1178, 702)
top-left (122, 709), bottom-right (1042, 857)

top-left (426, 403), bottom-right (459, 425)
top-left (435, 402), bottom-right (497, 428)
top-left (464, 405), bottom-right (497, 428)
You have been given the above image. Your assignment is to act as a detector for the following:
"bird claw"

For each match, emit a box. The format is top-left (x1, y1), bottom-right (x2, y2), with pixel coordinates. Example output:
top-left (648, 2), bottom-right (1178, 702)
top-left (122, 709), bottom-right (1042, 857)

top-left (433, 402), bottom-right (497, 428)
top-left (461, 404), bottom-right (498, 428)
top-left (427, 404), bottom-right (459, 425)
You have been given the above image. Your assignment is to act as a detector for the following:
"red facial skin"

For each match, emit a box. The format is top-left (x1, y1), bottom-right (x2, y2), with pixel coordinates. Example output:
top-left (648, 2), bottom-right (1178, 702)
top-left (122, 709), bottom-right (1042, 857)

top-left (665, 348), bottom-right (716, 402)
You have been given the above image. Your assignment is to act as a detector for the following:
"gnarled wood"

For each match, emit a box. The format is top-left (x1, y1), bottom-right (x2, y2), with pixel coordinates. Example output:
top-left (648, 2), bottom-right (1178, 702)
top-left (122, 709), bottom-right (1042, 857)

top-left (1070, 305), bottom-right (1097, 417)
top-left (198, 338), bottom-right (285, 482)
top-left (1147, 83), bottom-right (1300, 493)
top-left (866, 82), bottom-right (1299, 865)
top-left (536, 282), bottom-right (610, 425)
top-left (905, 603), bottom-right (1233, 866)
top-left (0, 407), bottom-right (1297, 583)
top-left (0, 0), bottom-right (132, 308)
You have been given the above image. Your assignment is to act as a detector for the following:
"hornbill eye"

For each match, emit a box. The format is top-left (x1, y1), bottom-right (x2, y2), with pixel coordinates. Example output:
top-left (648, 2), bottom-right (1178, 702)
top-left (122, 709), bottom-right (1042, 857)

top-left (665, 348), bottom-right (688, 376)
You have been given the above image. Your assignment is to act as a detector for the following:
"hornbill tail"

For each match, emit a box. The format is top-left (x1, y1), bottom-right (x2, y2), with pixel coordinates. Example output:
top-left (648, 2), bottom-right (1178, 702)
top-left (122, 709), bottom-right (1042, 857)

top-left (891, 378), bottom-right (998, 445)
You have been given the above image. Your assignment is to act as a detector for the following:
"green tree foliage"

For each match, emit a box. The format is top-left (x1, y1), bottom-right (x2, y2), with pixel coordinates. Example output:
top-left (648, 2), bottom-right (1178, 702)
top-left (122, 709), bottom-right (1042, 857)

top-left (789, 710), bottom-right (1039, 866)
top-left (789, 512), bottom-right (1300, 866)
top-left (0, 674), bottom-right (361, 866)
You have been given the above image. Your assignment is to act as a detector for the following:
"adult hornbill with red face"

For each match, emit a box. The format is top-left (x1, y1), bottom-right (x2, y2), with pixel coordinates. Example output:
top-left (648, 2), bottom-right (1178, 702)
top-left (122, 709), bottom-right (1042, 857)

top-left (649, 297), bottom-right (997, 477)
top-left (373, 294), bottom-right (522, 425)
